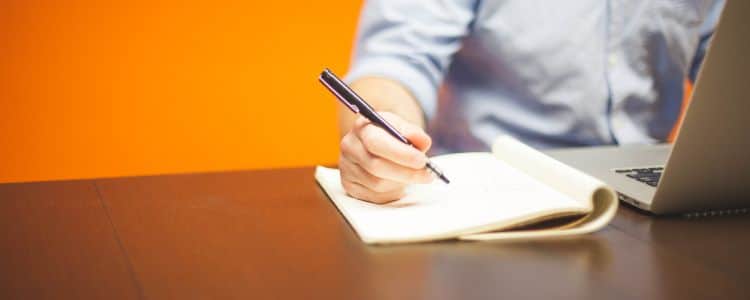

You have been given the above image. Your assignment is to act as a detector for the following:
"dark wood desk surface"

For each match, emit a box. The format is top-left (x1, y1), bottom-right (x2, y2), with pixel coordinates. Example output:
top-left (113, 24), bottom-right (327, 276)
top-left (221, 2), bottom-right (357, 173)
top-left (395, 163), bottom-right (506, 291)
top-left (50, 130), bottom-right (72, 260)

top-left (1, 167), bottom-right (748, 299)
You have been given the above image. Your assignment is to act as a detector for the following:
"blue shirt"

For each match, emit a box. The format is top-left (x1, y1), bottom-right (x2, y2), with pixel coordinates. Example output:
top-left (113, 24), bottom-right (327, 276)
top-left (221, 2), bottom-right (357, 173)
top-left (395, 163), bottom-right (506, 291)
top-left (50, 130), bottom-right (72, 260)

top-left (346, 0), bottom-right (725, 151)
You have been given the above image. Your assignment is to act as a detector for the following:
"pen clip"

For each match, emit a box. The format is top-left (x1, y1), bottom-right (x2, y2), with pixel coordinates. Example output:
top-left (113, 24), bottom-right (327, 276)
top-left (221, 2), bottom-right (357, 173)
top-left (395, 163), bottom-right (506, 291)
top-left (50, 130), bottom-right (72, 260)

top-left (319, 76), bottom-right (360, 114)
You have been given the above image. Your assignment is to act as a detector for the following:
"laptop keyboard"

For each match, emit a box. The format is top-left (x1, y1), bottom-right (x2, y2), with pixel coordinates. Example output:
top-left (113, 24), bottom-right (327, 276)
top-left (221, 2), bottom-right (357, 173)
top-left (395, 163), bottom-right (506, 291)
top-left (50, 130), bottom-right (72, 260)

top-left (614, 167), bottom-right (664, 187)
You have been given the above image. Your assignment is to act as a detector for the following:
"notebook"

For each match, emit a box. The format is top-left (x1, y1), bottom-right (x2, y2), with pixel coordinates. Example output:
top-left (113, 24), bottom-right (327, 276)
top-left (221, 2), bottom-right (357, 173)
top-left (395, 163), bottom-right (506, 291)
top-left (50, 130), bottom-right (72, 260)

top-left (315, 136), bottom-right (618, 244)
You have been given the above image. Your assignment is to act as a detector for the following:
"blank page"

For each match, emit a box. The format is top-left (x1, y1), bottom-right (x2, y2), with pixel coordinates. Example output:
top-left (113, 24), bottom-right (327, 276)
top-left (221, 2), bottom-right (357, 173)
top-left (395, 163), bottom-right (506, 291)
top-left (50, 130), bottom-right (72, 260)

top-left (315, 153), bottom-right (587, 244)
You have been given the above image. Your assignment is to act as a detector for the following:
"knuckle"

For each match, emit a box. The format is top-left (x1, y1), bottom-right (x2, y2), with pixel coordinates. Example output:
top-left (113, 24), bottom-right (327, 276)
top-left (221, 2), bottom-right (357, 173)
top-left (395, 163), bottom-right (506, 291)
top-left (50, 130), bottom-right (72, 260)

top-left (354, 116), bottom-right (369, 128)
top-left (340, 179), bottom-right (356, 195)
top-left (340, 134), bottom-right (355, 156)
top-left (340, 169), bottom-right (355, 185)
top-left (351, 191), bottom-right (367, 201)
top-left (391, 189), bottom-right (407, 200)
top-left (342, 180), bottom-right (369, 202)
top-left (361, 135), bottom-right (383, 154)
top-left (358, 125), bottom-right (377, 143)
top-left (365, 157), bottom-right (385, 175)
top-left (353, 191), bottom-right (370, 202)
top-left (382, 189), bottom-right (406, 203)
top-left (341, 135), bottom-right (367, 163)
top-left (368, 177), bottom-right (391, 193)
top-left (368, 193), bottom-right (397, 204)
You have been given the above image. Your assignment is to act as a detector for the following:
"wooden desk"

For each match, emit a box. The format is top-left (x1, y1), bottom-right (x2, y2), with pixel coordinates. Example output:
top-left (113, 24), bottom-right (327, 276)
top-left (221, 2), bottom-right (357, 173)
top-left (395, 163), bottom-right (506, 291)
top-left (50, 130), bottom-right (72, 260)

top-left (0, 181), bottom-right (140, 299)
top-left (1, 167), bottom-right (748, 299)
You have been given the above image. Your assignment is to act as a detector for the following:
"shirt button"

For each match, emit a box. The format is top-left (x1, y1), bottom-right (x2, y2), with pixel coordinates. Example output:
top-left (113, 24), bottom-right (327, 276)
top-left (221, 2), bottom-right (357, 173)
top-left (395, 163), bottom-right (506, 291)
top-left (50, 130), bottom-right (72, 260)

top-left (608, 54), bottom-right (617, 67)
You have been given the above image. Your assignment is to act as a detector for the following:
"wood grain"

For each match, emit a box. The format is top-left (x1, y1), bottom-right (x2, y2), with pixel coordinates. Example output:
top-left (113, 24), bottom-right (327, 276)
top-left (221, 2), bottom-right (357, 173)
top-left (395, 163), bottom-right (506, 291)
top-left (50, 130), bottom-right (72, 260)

top-left (0, 181), bottom-right (140, 299)
top-left (93, 167), bottom-right (750, 299)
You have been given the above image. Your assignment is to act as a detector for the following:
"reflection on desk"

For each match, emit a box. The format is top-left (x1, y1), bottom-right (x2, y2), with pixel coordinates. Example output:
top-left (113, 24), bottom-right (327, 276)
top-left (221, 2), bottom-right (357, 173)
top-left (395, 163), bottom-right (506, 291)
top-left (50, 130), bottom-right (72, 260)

top-left (0, 167), bottom-right (748, 299)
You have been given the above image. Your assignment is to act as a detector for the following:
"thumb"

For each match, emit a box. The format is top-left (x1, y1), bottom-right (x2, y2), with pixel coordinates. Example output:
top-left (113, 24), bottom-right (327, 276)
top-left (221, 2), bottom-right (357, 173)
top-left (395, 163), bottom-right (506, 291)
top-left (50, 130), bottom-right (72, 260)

top-left (380, 112), bottom-right (432, 153)
top-left (403, 126), bottom-right (431, 153)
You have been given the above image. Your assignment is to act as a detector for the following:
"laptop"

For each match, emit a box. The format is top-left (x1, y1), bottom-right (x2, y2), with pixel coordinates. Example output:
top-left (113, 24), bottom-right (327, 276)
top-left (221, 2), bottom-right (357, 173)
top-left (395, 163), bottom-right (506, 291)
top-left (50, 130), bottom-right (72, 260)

top-left (546, 0), bottom-right (749, 215)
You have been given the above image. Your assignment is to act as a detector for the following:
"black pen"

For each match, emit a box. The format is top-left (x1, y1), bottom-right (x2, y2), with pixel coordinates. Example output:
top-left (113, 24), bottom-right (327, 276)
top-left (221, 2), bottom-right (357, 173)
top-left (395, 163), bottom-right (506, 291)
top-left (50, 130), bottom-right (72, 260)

top-left (319, 68), bottom-right (450, 184)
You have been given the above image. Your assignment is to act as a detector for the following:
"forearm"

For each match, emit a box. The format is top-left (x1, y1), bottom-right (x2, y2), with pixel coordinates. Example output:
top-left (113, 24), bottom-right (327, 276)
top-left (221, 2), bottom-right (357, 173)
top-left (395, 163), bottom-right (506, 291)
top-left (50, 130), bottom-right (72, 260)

top-left (338, 76), bottom-right (426, 137)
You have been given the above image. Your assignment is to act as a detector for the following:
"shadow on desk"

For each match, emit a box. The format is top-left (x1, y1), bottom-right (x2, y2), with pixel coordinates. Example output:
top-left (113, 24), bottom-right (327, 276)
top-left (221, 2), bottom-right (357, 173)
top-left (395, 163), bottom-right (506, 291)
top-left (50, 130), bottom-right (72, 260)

top-left (362, 223), bottom-right (746, 299)
top-left (364, 236), bottom-right (613, 299)
top-left (614, 207), bottom-right (750, 278)
top-left (1, 167), bottom-right (748, 300)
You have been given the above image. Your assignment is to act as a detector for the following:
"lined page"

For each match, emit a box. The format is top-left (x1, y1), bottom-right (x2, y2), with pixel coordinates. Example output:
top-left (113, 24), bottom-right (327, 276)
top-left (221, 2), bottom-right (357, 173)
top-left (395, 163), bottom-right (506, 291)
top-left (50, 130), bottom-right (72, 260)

top-left (315, 153), bottom-right (588, 244)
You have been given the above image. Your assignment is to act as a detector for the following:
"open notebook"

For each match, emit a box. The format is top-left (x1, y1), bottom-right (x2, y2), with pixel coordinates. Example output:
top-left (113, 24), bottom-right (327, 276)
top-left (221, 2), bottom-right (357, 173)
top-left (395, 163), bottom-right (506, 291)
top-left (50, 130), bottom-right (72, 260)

top-left (315, 136), bottom-right (618, 244)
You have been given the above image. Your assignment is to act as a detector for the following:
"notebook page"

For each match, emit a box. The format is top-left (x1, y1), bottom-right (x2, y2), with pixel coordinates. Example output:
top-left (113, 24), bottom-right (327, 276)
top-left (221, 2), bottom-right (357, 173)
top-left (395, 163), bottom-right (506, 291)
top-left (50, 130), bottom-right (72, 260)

top-left (457, 136), bottom-right (619, 241)
top-left (493, 136), bottom-right (608, 209)
top-left (315, 153), bottom-right (588, 244)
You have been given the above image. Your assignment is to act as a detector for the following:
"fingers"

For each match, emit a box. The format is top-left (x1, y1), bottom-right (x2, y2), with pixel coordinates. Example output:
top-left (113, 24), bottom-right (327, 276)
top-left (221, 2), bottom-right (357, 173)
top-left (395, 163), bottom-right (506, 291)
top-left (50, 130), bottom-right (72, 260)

top-left (355, 120), bottom-right (427, 169)
top-left (354, 111), bottom-right (432, 164)
top-left (341, 127), bottom-right (432, 184)
top-left (339, 156), bottom-right (405, 204)
top-left (339, 112), bottom-right (434, 203)
top-left (340, 156), bottom-right (403, 192)
top-left (380, 112), bottom-right (432, 152)
top-left (341, 178), bottom-right (405, 204)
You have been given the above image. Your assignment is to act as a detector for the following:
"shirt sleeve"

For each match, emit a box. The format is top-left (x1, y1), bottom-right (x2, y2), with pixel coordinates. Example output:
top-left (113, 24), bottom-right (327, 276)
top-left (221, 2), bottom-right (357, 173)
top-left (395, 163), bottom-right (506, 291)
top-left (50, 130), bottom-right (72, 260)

top-left (345, 0), bottom-right (478, 120)
top-left (689, 0), bottom-right (725, 82)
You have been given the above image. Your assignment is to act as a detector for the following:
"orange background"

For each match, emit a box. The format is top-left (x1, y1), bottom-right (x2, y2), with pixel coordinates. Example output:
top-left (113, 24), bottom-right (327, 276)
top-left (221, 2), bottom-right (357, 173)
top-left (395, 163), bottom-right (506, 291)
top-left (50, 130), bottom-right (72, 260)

top-left (0, 1), bottom-right (363, 183)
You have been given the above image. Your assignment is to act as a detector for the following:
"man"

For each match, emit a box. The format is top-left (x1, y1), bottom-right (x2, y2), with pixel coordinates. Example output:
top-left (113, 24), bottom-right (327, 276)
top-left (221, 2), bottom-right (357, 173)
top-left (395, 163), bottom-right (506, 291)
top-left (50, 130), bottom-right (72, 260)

top-left (338, 0), bottom-right (725, 203)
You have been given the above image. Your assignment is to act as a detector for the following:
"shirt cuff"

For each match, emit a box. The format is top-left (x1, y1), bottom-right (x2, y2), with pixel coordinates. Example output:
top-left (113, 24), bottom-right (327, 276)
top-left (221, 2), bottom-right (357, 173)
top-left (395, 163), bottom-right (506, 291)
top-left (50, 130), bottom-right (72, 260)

top-left (344, 56), bottom-right (439, 121)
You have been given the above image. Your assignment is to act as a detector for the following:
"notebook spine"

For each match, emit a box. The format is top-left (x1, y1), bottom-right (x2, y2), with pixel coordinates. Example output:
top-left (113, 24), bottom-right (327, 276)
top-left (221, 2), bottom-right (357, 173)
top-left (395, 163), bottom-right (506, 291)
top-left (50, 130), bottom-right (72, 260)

top-left (682, 208), bottom-right (749, 218)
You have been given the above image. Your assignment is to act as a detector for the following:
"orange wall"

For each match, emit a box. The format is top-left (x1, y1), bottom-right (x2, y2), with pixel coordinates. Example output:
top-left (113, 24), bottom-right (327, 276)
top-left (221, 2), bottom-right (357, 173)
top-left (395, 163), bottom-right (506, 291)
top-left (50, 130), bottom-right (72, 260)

top-left (0, 1), bottom-right (362, 183)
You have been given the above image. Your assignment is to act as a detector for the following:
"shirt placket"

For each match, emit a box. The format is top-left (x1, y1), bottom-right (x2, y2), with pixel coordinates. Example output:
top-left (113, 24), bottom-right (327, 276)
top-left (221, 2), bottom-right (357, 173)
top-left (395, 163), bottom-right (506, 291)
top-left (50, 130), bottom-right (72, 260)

top-left (605, 0), bottom-right (644, 145)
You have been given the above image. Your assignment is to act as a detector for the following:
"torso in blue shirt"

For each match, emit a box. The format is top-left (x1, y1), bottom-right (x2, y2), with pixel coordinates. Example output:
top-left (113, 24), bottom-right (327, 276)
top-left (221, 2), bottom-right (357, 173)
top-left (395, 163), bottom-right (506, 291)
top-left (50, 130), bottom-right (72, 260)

top-left (346, 0), bottom-right (724, 151)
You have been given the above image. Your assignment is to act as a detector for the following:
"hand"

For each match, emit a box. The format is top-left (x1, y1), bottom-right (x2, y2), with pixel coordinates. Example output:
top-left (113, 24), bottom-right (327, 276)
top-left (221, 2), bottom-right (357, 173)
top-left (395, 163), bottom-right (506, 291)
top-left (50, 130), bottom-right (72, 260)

top-left (339, 112), bottom-right (434, 204)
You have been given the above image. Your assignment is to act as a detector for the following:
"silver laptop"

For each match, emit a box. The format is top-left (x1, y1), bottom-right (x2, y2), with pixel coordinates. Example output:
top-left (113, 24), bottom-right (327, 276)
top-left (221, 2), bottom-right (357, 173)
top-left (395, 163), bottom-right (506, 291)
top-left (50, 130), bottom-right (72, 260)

top-left (546, 0), bottom-right (749, 215)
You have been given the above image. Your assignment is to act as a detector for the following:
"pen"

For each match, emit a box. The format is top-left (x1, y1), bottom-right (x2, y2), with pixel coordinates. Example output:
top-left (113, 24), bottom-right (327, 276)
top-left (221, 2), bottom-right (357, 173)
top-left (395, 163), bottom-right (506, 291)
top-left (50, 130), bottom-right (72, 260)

top-left (318, 68), bottom-right (450, 184)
